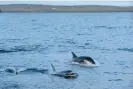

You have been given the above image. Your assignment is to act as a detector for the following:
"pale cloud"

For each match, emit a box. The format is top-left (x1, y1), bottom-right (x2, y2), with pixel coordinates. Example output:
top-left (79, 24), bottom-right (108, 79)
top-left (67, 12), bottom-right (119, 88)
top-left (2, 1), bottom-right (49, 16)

top-left (0, 0), bottom-right (132, 1)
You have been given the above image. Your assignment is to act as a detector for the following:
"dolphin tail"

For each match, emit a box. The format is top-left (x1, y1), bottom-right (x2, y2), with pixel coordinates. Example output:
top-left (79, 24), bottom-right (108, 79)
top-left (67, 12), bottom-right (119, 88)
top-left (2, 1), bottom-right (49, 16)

top-left (51, 63), bottom-right (56, 72)
top-left (71, 52), bottom-right (78, 59)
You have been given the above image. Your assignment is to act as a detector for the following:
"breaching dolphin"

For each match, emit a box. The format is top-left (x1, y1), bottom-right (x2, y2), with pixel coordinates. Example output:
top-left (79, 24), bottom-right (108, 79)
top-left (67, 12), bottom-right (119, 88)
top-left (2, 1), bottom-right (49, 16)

top-left (71, 52), bottom-right (95, 65)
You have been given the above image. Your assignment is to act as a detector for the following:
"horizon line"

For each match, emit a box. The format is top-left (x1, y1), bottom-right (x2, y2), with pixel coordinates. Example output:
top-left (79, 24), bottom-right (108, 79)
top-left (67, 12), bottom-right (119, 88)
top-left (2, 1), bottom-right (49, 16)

top-left (0, 4), bottom-right (132, 7)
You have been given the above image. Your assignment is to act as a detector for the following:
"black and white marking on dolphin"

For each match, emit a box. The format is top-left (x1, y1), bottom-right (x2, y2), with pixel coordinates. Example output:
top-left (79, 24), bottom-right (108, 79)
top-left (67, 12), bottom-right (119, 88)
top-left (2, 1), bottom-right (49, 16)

top-left (50, 63), bottom-right (78, 79)
top-left (71, 52), bottom-right (95, 64)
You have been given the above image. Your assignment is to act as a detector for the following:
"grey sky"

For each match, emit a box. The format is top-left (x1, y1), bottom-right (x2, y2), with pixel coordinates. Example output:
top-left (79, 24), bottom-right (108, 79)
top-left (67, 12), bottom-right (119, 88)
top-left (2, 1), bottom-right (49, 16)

top-left (0, 1), bottom-right (132, 6)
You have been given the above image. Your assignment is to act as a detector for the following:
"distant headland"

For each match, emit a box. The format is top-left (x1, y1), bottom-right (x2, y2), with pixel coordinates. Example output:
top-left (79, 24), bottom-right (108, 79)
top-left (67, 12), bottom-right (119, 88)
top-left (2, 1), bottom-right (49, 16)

top-left (0, 4), bottom-right (133, 12)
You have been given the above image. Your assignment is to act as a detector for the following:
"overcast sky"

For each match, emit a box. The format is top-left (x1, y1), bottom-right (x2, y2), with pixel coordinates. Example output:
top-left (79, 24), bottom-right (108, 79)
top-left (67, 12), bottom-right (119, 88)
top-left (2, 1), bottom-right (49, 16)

top-left (0, 1), bottom-right (132, 6)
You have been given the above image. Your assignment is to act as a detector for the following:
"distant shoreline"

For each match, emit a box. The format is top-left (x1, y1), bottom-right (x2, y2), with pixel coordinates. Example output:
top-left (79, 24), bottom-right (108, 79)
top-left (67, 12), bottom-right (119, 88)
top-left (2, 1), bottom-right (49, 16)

top-left (0, 4), bottom-right (133, 12)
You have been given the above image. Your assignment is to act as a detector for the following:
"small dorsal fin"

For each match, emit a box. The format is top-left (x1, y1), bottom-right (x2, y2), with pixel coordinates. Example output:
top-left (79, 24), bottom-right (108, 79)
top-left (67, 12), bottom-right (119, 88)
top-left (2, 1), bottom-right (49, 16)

top-left (71, 52), bottom-right (78, 58)
top-left (51, 63), bottom-right (56, 72)
top-left (15, 67), bottom-right (18, 75)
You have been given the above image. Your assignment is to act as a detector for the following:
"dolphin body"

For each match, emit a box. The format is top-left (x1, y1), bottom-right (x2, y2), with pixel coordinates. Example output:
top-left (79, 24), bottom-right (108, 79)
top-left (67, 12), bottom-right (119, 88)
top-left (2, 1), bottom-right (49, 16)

top-left (4, 67), bottom-right (48, 75)
top-left (5, 67), bottom-right (17, 74)
top-left (71, 52), bottom-right (95, 64)
top-left (50, 63), bottom-right (78, 79)
top-left (17, 68), bottom-right (48, 74)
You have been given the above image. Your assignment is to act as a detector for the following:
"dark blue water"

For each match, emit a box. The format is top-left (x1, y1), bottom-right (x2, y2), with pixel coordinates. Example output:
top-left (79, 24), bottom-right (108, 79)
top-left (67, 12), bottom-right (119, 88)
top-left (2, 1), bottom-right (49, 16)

top-left (0, 12), bottom-right (133, 89)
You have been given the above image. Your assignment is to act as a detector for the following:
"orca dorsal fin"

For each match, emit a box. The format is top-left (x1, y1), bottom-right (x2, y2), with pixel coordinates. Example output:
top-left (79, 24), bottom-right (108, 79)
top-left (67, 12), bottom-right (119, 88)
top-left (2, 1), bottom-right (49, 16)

top-left (51, 63), bottom-right (56, 72)
top-left (71, 52), bottom-right (78, 58)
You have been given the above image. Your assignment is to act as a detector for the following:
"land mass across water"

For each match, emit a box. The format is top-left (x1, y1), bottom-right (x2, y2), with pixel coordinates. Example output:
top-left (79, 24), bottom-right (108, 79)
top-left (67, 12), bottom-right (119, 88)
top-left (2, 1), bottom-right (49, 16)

top-left (0, 4), bottom-right (133, 12)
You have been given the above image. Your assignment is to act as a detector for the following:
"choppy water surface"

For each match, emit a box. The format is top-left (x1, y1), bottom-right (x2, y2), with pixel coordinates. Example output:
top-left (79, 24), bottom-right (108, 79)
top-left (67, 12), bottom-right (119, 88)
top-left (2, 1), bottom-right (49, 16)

top-left (0, 12), bottom-right (133, 89)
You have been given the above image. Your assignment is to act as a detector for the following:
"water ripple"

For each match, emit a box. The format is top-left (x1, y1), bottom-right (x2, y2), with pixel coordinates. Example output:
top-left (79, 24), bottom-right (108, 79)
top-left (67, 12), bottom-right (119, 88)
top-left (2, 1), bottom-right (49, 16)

top-left (117, 48), bottom-right (133, 52)
top-left (108, 79), bottom-right (123, 81)
top-left (1, 81), bottom-right (22, 89)
top-left (104, 72), bottom-right (133, 75)
top-left (0, 44), bottom-right (44, 53)
top-left (94, 26), bottom-right (118, 29)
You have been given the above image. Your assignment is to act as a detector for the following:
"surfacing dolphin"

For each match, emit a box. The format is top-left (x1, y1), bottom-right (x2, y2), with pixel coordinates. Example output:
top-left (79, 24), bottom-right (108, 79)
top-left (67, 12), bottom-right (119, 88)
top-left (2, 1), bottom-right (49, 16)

top-left (71, 52), bottom-right (96, 65)
top-left (4, 67), bottom-right (48, 75)
top-left (50, 63), bottom-right (78, 79)
top-left (17, 68), bottom-right (48, 74)
top-left (5, 67), bottom-right (17, 75)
